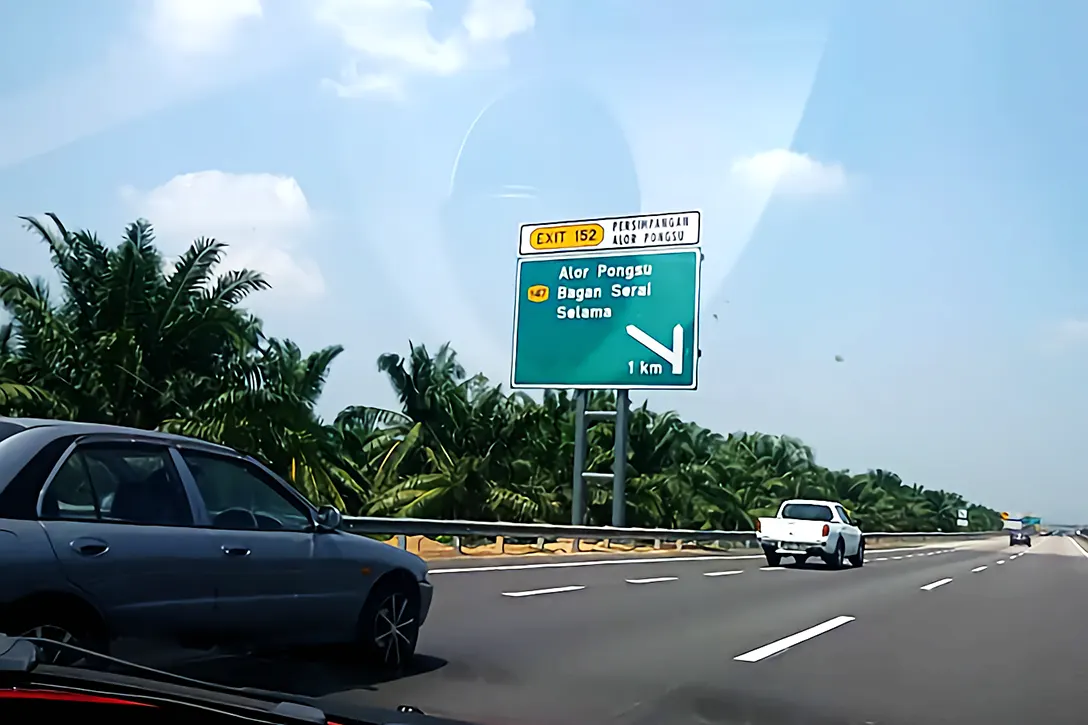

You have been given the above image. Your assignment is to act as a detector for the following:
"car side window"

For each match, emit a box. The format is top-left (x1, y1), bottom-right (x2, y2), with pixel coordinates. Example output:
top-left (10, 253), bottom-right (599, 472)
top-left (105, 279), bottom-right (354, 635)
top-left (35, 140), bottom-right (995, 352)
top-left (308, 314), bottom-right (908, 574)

top-left (41, 444), bottom-right (194, 527)
top-left (836, 506), bottom-right (853, 525)
top-left (180, 451), bottom-right (312, 532)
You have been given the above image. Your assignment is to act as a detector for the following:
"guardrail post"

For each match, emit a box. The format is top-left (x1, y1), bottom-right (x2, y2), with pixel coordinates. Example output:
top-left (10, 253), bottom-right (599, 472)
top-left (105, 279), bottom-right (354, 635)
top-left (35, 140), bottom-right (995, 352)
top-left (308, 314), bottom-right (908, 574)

top-left (572, 390), bottom-right (588, 526)
top-left (612, 389), bottom-right (630, 528)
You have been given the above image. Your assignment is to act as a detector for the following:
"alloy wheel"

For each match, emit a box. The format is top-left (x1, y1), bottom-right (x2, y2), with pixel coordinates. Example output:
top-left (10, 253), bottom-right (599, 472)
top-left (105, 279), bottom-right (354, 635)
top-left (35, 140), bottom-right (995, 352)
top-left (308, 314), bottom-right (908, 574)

top-left (372, 593), bottom-right (416, 668)
top-left (20, 625), bottom-right (84, 665)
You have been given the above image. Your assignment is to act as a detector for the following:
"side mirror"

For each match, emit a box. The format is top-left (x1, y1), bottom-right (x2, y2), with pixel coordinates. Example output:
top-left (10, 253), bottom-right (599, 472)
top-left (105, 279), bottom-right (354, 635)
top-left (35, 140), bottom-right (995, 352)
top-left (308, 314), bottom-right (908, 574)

top-left (315, 505), bottom-right (343, 532)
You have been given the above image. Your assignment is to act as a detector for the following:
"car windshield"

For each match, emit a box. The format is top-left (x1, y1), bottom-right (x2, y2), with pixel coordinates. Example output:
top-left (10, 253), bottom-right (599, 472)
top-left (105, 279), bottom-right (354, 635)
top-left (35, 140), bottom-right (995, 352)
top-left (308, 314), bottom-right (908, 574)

top-left (781, 504), bottom-right (835, 522)
top-left (1, 3), bottom-right (1083, 725)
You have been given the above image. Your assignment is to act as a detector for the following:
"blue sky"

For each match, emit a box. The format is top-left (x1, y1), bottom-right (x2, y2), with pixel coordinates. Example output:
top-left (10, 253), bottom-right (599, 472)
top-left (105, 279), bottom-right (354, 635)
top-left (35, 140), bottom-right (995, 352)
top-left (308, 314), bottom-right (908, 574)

top-left (1, 0), bottom-right (1087, 521)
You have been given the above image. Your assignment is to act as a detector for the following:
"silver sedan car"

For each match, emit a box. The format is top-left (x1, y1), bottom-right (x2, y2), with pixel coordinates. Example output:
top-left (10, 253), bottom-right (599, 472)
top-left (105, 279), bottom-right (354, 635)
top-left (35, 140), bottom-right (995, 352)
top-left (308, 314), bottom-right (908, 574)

top-left (0, 417), bottom-right (432, 671)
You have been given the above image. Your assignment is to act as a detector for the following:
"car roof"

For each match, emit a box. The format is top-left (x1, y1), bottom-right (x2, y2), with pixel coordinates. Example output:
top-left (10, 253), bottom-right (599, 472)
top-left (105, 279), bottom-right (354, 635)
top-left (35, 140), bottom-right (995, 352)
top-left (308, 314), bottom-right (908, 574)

top-left (0, 417), bottom-right (238, 455)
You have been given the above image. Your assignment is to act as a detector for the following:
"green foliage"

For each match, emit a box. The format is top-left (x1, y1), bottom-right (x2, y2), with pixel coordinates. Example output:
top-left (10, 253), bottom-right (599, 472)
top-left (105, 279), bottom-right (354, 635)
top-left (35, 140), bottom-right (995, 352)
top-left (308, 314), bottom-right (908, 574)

top-left (0, 216), bottom-right (1002, 533)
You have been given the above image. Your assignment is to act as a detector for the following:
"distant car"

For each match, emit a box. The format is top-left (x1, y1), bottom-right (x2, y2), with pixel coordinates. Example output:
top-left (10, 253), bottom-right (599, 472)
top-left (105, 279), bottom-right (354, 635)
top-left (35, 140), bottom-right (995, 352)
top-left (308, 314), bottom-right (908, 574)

top-left (0, 417), bottom-right (431, 672)
top-left (1009, 531), bottom-right (1031, 547)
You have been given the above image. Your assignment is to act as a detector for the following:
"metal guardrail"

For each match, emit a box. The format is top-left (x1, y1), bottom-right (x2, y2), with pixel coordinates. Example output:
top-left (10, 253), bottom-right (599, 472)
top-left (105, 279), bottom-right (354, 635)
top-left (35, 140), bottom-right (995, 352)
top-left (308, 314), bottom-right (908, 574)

top-left (342, 516), bottom-right (1003, 551)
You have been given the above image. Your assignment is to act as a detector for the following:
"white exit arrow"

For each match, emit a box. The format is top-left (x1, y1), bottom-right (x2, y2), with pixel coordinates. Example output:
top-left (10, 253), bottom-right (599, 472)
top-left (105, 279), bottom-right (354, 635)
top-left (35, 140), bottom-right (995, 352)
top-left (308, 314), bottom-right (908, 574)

top-left (625, 324), bottom-right (684, 375)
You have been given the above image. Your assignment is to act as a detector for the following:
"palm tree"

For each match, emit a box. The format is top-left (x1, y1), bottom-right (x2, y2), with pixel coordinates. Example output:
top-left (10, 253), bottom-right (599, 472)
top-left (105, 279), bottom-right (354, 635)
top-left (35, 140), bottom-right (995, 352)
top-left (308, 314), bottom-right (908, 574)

top-left (0, 213), bottom-right (1004, 533)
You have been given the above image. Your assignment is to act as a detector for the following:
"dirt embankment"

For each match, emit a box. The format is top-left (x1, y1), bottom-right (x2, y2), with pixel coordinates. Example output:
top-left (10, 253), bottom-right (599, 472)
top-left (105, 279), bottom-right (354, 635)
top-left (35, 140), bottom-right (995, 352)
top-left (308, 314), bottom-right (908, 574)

top-left (378, 535), bottom-right (704, 561)
top-left (376, 533), bottom-right (968, 562)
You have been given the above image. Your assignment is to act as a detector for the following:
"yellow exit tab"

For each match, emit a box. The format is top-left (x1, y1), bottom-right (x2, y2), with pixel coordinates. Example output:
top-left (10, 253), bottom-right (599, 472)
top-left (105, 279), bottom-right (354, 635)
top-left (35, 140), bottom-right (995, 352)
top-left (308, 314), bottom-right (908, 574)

top-left (529, 223), bottom-right (605, 251)
top-left (527, 285), bottom-right (549, 302)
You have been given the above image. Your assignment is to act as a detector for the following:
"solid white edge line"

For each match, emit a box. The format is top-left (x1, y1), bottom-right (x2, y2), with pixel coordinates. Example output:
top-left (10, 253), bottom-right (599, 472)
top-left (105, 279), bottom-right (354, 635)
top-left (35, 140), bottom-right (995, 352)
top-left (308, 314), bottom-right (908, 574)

top-left (971, 566), bottom-right (987, 572)
top-left (734, 616), bottom-right (855, 663)
top-left (501, 585), bottom-right (585, 598)
top-left (703, 570), bottom-right (744, 577)
top-left (1069, 537), bottom-right (1088, 559)
top-left (626, 576), bottom-right (678, 584)
top-left (920, 577), bottom-right (953, 591)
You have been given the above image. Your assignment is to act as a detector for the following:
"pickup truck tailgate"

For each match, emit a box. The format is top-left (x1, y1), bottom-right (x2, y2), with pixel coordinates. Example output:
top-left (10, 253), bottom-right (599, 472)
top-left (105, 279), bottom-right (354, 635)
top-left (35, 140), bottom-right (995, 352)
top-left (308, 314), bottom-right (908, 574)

top-left (759, 519), bottom-right (827, 546)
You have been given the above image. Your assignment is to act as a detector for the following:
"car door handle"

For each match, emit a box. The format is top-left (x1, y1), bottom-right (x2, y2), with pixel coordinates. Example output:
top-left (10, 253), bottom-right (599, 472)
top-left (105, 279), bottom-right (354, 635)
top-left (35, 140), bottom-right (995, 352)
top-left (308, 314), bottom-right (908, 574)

top-left (221, 546), bottom-right (251, 557)
top-left (70, 538), bottom-right (109, 557)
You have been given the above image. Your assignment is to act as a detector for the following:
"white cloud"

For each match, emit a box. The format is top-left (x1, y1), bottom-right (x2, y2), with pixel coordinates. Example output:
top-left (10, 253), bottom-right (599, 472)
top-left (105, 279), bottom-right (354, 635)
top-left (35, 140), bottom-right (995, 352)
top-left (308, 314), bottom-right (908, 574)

top-left (730, 149), bottom-right (848, 196)
top-left (0, 2), bottom-right (305, 169)
top-left (316, 0), bottom-right (535, 98)
top-left (463, 0), bottom-right (535, 42)
top-left (321, 62), bottom-right (405, 99)
top-left (146, 0), bottom-right (264, 56)
top-left (1048, 318), bottom-right (1088, 351)
top-left (120, 171), bottom-right (326, 306)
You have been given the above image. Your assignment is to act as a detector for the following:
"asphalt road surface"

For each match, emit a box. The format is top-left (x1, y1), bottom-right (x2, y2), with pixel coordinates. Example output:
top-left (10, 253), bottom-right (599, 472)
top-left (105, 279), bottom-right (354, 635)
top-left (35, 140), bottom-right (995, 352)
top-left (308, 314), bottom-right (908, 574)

top-left (168, 536), bottom-right (1088, 725)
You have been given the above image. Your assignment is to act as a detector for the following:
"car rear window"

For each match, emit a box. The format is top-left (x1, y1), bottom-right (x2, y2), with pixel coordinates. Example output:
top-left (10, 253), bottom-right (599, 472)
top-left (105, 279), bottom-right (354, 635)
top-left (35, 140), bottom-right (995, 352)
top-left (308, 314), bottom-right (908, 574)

top-left (781, 503), bottom-right (834, 522)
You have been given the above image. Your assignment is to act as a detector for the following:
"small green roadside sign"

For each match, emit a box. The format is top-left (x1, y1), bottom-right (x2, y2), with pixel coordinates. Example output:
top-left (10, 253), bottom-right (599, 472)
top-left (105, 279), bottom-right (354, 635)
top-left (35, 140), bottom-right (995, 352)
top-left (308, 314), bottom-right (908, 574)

top-left (510, 248), bottom-right (701, 390)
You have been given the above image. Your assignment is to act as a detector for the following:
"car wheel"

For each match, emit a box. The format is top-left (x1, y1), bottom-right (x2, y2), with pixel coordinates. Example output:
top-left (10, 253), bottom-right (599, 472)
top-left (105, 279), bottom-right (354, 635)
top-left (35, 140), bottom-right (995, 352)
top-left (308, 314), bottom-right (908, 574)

top-left (848, 540), bottom-right (865, 568)
top-left (793, 554), bottom-right (808, 566)
top-left (823, 539), bottom-right (845, 569)
top-left (357, 579), bottom-right (420, 672)
top-left (11, 616), bottom-right (107, 666)
top-left (763, 550), bottom-right (782, 567)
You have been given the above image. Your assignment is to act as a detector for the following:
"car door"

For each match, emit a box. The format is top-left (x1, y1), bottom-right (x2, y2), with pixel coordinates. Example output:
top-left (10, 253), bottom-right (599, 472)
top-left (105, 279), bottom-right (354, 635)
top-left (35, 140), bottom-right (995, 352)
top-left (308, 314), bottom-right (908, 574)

top-left (835, 505), bottom-right (862, 555)
top-left (176, 449), bottom-right (363, 646)
top-left (37, 440), bottom-right (219, 640)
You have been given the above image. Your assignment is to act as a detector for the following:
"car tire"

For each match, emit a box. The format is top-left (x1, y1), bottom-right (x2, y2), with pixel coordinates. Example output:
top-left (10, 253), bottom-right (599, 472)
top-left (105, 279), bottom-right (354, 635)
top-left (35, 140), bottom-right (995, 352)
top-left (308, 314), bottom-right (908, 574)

top-left (847, 539), bottom-right (865, 568)
top-left (357, 578), bottom-right (421, 673)
top-left (793, 554), bottom-right (808, 566)
top-left (823, 539), bottom-right (846, 570)
top-left (7, 607), bottom-right (108, 666)
top-left (763, 550), bottom-right (782, 567)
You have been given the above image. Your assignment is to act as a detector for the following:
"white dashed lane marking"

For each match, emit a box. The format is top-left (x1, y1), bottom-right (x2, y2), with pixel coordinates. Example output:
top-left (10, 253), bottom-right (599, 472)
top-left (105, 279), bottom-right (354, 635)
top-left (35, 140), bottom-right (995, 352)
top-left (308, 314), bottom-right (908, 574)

top-left (502, 585), bottom-right (585, 598)
top-left (626, 577), bottom-right (678, 585)
top-left (734, 616), bottom-right (856, 663)
top-left (920, 578), bottom-right (953, 591)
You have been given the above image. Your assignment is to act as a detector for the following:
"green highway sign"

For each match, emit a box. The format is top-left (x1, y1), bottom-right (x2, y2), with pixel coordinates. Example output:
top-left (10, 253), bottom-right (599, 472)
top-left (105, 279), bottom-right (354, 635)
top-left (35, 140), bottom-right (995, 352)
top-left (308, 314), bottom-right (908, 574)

top-left (510, 248), bottom-right (701, 390)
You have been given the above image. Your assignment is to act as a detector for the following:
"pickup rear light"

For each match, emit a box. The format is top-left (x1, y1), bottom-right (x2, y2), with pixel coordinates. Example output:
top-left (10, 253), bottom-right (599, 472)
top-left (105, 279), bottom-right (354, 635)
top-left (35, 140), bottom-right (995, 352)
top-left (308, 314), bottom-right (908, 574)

top-left (755, 519), bottom-right (761, 532)
top-left (821, 524), bottom-right (830, 537)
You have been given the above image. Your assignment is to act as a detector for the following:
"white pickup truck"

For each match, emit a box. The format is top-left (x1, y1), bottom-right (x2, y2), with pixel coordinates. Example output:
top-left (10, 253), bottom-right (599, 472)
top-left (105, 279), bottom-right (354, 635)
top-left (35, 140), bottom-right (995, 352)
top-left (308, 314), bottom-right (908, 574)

top-left (755, 499), bottom-right (864, 569)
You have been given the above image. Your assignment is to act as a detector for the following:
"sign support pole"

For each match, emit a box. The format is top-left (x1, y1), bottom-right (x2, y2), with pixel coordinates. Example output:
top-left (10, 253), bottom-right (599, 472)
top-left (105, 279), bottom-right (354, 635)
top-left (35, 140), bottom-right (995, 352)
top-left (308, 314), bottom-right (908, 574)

top-left (612, 390), bottom-right (630, 527)
top-left (571, 389), bottom-right (588, 526)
